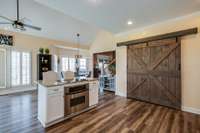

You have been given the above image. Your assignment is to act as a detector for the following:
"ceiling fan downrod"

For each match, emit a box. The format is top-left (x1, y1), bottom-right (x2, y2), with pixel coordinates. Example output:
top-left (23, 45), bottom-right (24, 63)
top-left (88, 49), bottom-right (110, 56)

top-left (17, 0), bottom-right (20, 21)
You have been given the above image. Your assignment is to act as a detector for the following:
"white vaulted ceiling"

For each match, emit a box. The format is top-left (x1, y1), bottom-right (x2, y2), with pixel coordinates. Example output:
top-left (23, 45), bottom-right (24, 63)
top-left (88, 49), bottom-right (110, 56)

top-left (35, 0), bottom-right (200, 33)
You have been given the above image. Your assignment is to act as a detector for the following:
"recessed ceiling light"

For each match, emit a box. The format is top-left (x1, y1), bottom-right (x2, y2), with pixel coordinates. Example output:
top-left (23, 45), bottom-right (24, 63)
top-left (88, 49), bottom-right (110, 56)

top-left (88, 0), bottom-right (101, 5)
top-left (127, 21), bottom-right (133, 25)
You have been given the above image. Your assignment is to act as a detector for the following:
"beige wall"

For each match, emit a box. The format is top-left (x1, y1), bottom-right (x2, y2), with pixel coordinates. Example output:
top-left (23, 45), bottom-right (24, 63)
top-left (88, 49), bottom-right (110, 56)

top-left (0, 29), bottom-right (89, 85)
top-left (115, 12), bottom-right (200, 111)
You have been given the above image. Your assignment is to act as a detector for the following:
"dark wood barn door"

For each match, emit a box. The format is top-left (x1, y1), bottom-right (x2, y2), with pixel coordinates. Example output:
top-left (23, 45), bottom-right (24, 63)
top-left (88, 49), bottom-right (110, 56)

top-left (127, 38), bottom-right (181, 109)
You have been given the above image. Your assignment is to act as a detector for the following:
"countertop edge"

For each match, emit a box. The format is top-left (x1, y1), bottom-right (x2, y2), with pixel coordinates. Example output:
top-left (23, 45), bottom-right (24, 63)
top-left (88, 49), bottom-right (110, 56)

top-left (36, 79), bottom-right (98, 88)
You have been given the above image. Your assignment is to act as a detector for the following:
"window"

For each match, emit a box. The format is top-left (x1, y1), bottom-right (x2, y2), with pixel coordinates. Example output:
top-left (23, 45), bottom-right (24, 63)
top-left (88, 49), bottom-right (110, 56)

top-left (53, 55), bottom-right (58, 72)
top-left (62, 57), bottom-right (76, 72)
top-left (0, 48), bottom-right (6, 88)
top-left (80, 58), bottom-right (87, 70)
top-left (62, 57), bottom-right (68, 71)
top-left (11, 51), bottom-right (31, 86)
top-left (22, 52), bottom-right (31, 85)
top-left (11, 51), bottom-right (21, 86)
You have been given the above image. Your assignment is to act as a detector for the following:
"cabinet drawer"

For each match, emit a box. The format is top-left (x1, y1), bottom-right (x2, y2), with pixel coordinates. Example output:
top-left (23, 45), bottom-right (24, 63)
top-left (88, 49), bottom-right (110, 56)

top-left (48, 86), bottom-right (64, 95)
top-left (90, 81), bottom-right (98, 85)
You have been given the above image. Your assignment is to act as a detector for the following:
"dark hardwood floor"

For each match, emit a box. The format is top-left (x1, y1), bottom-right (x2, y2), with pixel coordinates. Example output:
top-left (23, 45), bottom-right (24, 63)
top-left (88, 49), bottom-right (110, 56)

top-left (0, 91), bottom-right (199, 133)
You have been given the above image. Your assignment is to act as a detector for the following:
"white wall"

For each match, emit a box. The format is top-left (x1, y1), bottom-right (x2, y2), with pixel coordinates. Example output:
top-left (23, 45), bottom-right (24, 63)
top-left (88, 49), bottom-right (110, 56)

top-left (116, 46), bottom-right (127, 97)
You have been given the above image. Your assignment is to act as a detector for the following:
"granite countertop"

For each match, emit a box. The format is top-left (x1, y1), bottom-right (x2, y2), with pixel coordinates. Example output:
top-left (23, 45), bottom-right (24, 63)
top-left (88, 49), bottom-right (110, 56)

top-left (36, 78), bottom-right (98, 88)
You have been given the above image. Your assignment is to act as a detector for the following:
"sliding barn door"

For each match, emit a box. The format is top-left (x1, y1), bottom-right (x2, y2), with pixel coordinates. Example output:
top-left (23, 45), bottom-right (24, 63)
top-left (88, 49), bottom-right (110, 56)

top-left (127, 38), bottom-right (181, 109)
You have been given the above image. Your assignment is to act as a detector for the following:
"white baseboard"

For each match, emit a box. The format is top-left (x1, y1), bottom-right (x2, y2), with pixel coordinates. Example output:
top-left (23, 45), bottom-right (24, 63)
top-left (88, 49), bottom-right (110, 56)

top-left (37, 116), bottom-right (46, 128)
top-left (0, 86), bottom-right (37, 95)
top-left (182, 106), bottom-right (200, 115)
top-left (115, 91), bottom-right (127, 97)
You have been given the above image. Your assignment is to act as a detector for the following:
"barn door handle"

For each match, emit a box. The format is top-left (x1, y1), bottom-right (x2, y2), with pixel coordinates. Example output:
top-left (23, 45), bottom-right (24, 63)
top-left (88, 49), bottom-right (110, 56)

top-left (178, 64), bottom-right (181, 71)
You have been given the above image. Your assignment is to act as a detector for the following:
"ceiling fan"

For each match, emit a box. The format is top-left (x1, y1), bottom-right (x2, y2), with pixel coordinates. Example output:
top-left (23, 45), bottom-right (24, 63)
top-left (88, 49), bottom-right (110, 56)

top-left (0, 0), bottom-right (42, 31)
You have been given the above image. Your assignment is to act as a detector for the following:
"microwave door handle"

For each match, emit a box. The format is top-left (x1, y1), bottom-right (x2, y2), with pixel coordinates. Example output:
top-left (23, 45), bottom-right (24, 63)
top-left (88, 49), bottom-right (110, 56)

top-left (70, 91), bottom-right (88, 99)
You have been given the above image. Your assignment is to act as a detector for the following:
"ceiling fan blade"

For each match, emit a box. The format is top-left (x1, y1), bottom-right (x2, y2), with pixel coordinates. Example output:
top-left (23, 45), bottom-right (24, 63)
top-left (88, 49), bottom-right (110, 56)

top-left (0, 22), bottom-right (12, 24)
top-left (23, 24), bottom-right (42, 31)
top-left (0, 15), bottom-right (14, 22)
top-left (20, 17), bottom-right (32, 24)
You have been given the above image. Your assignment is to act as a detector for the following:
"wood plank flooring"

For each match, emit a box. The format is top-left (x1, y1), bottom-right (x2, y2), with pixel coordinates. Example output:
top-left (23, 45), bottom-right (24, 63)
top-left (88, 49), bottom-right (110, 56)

top-left (0, 91), bottom-right (199, 133)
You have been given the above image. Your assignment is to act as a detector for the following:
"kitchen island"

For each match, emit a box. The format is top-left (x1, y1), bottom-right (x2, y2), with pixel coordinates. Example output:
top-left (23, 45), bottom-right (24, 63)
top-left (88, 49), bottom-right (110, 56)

top-left (36, 78), bottom-right (99, 127)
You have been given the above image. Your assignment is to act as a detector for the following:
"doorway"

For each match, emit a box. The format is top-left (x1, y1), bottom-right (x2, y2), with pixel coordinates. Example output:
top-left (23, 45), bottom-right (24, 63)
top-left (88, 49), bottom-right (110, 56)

top-left (93, 51), bottom-right (116, 93)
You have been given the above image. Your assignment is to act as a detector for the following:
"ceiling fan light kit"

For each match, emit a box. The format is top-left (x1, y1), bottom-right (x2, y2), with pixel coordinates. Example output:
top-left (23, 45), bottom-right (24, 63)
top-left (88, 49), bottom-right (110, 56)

top-left (0, 0), bottom-right (42, 31)
top-left (12, 21), bottom-right (26, 31)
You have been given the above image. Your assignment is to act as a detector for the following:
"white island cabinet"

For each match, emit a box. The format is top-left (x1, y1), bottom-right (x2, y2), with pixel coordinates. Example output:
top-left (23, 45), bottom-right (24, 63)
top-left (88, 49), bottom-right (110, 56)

top-left (38, 84), bottom-right (64, 127)
top-left (37, 79), bottom-right (99, 127)
top-left (89, 81), bottom-right (99, 106)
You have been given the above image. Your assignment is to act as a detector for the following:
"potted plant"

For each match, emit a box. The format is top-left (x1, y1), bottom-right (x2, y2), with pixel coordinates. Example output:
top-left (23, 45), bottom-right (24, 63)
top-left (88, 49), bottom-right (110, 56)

top-left (108, 64), bottom-right (116, 76)
top-left (45, 48), bottom-right (50, 54)
top-left (39, 48), bottom-right (44, 54)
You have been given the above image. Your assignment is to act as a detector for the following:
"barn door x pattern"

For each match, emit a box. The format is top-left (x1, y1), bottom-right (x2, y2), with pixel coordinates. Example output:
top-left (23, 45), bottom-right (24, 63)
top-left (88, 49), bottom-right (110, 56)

top-left (127, 38), bottom-right (181, 109)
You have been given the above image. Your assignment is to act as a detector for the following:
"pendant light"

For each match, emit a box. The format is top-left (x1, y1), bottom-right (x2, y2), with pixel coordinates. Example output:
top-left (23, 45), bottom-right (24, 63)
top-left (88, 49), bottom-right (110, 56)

top-left (75, 33), bottom-right (82, 59)
top-left (75, 33), bottom-right (82, 77)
